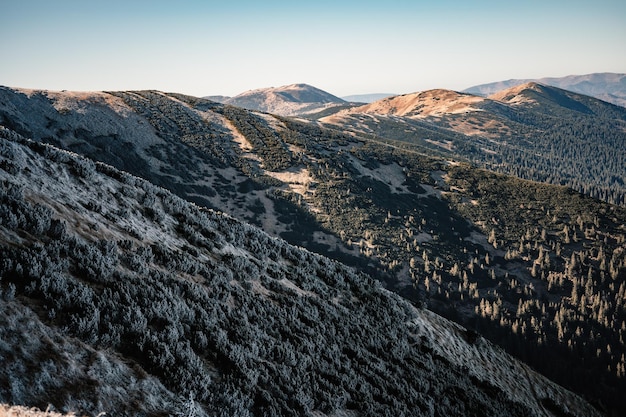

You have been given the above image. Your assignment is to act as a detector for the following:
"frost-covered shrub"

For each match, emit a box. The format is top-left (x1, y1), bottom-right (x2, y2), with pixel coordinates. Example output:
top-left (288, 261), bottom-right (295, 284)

top-left (47, 218), bottom-right (67, 239)
top-left (69, 157), bottom-right (96, 179)
top-left (0, 131), bottom-right (575, 417)
top-left (73, 239), bottom-right (118, 283)
top-left (0, 181), bottom-right (52, 235)
top-left (0, 139), bottom-right (26, 174)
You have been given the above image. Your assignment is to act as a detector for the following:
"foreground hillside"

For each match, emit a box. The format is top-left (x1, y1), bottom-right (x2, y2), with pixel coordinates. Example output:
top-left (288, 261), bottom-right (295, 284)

top-left (0, 131), bottom-right (600, 416)
top-left (1, 87), bottom-right (625, 414)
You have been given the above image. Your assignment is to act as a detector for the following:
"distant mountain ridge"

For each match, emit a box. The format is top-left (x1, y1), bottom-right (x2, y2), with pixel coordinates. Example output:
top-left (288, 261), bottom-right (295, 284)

top-left (464, 72), bottom-right (626, 107)
top-left (320, 81), bottom-right (626, 206)
top-left (330, 89), bottom-right (488, 118)
top-left (341, 93), bottom-right (395, 103)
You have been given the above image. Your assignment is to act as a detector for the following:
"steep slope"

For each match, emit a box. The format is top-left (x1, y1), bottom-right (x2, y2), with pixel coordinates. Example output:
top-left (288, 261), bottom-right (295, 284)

top-left (0, 130), bottom-right (601, 416)
top-left (465, 72), bottom-right (626, 108)
top-left (223, 83), bottom-right (347, 116)
top-left (2, 87), bottom-right (626, 414)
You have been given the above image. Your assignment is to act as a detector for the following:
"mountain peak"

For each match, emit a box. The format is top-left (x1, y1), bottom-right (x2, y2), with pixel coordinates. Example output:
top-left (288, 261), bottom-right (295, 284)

top-left (488, 81), bottom-right (547, 103)
top-left (488, 82), bottom-right (602, 115)
top-left (279, 82), bottom-right (317, 90)
top-left (224, 83), bottom-right (346, 116)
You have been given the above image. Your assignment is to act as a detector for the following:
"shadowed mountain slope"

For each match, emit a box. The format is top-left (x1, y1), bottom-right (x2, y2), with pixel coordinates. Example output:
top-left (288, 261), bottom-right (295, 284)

top-left (1, 87), bottom-right (626, 414)
top-left (0, 130), bottom-right (602, 416)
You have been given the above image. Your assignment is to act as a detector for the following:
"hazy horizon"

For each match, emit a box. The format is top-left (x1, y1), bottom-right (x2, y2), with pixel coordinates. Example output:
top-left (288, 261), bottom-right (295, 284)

top-left (2, 0), bottom-right (625, 97)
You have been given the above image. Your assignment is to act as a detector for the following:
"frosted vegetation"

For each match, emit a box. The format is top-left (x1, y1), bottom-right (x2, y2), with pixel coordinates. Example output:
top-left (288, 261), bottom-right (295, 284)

top-left (1, 85), bottom-right (625, 415)
top-left (0, 131), bottom-right (599, 416)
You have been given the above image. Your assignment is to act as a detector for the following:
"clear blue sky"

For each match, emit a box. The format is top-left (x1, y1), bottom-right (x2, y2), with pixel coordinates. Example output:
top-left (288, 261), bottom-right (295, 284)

top-left (1, 0), bottom-right (625, 97)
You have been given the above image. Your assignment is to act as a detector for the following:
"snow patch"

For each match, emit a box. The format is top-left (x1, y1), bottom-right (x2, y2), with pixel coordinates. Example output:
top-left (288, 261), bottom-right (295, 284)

top-left (265, 166), bottom-right (314, 198)
top-left (278, 278), bottom-right (317, 297)
top-left (418, 184), bottom-right (442, 198)
top-left (424, 139), bottom-right (454, 150)
top-left (248, 279), bottom-right (272, 298)
top-left (412, 232), bottom-right (434, 243)
top-left (347, 156), bottom-right (410, 194)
